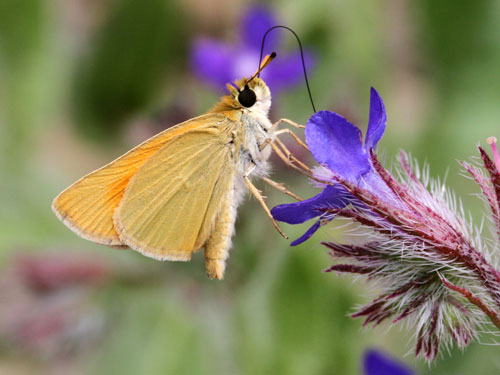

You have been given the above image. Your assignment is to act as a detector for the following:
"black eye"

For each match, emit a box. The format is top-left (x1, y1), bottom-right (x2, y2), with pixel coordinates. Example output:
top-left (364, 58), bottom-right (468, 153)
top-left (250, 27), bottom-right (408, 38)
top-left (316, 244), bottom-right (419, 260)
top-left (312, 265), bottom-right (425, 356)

top-left (238, 85), bottom-right (257, 107)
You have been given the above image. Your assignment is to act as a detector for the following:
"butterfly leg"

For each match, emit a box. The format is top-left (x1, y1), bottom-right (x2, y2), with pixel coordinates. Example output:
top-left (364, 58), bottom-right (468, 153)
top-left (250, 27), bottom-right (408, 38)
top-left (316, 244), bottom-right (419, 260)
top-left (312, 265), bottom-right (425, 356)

top-left (261, 120), bottom-right (311, 176)
top-left (269, 140), bottom-right (312, 177)
top-left (269, 118), bottom-right (305, 133)
top-left (243, 165), bottom-right (288, 239)
top-left (261, 177), bottom-right (303, 201)
top-left (259, 127), bottom-right (308, 153)
top-left (205, 189), bottom-right (237, 280)
top-left (270, 139), bottom-right (334, 187)
top-left (255, 120), bottom-right (309, 202)
top-left (273, 128), bottom-right (309, 151)
top-left (265, 118), bottom-right (306, 151)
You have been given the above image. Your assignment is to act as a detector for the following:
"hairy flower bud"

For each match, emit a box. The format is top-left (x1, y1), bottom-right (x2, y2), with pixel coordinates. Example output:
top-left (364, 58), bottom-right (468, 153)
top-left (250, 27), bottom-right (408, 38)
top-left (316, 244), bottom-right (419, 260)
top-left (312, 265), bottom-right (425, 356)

top-left (272, 88), bottom-right (500, 360)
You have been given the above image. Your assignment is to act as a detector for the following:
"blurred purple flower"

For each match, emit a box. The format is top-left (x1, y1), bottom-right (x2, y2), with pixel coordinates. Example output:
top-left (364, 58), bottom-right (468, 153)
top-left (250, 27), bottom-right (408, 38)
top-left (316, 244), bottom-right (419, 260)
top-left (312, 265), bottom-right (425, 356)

top-left (363, 349), bottom-right (414, 375)
top-left (190, 5), bottom-right (314, 93)
top-left (272, 88), bottom-right (392, 245)
top-left (0, 252), bottom-right (111, 359)
top-left (17, 254), bottom-right (109, 292)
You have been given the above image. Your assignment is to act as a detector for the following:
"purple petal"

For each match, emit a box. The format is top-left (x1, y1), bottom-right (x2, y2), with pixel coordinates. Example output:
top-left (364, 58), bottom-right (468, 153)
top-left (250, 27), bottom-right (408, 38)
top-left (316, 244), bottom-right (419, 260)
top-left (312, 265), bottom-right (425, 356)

top-left (363, 349), bottom-right (414, 375)
top-left (260, 50), bottom-right (316, 93)
top-left (364, 88), bottom-right (387, 151)
top-left (190, 38), bottom-right (235, 91)
top-left (272, 184), bottom-right (354, 246)
top-left (241, 5), bottom-right (279, 51)
top-left (358, 170), bottom-right (401, 207)
top-left (290, 220), bottom-right (323, 246)
top-left (271, 185), bottom-right (348, 224)
top-left (306, 111), bottom-right (371, 183)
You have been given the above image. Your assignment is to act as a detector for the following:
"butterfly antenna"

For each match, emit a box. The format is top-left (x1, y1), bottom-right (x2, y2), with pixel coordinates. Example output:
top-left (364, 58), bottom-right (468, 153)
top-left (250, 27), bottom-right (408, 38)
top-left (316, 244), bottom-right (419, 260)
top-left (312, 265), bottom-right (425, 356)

top-left (258, 25), bottom-right (316, 113)
top-left (247, 52), bottom-right (277, 83)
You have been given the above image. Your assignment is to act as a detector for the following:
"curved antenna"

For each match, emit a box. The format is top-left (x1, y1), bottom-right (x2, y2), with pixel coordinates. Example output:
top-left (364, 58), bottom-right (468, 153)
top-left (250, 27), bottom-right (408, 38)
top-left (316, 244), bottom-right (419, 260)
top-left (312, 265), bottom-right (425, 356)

top-left (258, 25), bottom-right (316, 113)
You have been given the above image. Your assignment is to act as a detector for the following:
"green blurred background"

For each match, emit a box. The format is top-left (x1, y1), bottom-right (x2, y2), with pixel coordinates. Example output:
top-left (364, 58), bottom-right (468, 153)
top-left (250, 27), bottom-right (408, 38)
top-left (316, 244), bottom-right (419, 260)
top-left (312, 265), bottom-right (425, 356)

top-left (1, 0), bottom-right (499, 374)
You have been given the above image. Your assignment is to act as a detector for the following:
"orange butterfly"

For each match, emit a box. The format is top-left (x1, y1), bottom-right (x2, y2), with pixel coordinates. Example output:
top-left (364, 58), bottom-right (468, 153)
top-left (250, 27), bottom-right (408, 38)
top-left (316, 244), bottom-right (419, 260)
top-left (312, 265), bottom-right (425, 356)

top-left (53, 53), bottom-right (302, 279)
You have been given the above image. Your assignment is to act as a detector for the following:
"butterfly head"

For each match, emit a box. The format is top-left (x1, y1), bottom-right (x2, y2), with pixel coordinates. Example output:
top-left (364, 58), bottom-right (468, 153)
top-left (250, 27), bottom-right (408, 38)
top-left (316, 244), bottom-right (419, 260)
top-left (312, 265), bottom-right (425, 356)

top-left (212, 52), bottom-right (276, 116)
top-left (226, 76), bottom-right (271, 115)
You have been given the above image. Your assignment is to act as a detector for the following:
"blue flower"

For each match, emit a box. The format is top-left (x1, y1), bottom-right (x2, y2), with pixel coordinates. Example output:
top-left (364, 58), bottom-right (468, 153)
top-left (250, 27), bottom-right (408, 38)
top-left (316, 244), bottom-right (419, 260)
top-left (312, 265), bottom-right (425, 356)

top-left (363, 349), bottom-right (415, 375)
top-left (190, 5), bottom-right (314, 93)
top-left (271, 88), bottom-right (394, 245)
top-left (272, 87), bottom-right (500, 360)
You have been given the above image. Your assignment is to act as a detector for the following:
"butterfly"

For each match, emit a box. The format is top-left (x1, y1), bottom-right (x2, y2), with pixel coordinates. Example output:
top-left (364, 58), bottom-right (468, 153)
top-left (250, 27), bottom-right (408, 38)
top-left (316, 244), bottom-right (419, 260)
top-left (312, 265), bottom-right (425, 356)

top-left (52, 53), bottom-right (303, 279)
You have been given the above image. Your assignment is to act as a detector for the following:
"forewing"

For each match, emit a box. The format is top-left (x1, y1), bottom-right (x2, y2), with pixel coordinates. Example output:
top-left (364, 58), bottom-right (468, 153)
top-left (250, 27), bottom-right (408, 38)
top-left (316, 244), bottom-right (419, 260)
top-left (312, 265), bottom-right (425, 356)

top-left (52, 114), bottom-right (227, 246)
top-left (114, 119), bottom-right (236, 260)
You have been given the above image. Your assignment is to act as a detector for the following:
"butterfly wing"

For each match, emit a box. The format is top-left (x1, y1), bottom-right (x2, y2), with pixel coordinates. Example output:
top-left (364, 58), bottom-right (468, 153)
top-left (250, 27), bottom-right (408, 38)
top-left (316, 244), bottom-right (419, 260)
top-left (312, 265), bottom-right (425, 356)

top-left (113, 116), bottom-right (237, 260)
top-left (51, 114), bottom-right (229, 246)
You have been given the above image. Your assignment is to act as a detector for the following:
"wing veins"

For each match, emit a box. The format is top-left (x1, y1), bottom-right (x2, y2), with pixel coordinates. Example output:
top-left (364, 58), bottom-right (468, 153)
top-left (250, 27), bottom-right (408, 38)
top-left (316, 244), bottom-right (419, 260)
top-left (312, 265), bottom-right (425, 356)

top-left (130, 149), bottom-right (218, 243)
